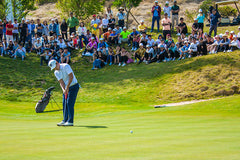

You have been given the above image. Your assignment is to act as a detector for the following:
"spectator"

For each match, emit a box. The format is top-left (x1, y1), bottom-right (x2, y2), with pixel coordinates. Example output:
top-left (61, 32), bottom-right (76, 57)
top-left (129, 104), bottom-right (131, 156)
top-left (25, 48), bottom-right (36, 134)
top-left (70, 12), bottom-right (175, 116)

top-left (197, 38), bottom-right (207, 56)
top-left (138, 20), bottom-right (147, 33)
top-left (208, 9), bottom-right (221, 36)
top-left (144, 45), bottom-right (154, 64)
top-left (119, 27), bottom-right (130, 44)
top-left (188, 37), bottom-right (198, 57)
top-left (116, 7), bottom-right (126, 28)
top-left (139, 32), bottom-right (148, 47)
top-left (102, 14), bottom-right (109, 33)
top-left (147, 44), bottom-right (159, 64)
top-left (192, 18), bottom-right (199, 33)
top-left (92, 50), bottom-right (106, 70)
top-left (91, 15), bottom-right (101, 38)
top-left (40, 48), bottom-right (52, 66)
top-left (119, 47), bottom-right (129, 66)
top-left (106, 46), bottom-right (114, 65)
top-left (197, 9), bottom-right (205, 31)
top-left (13, 19), bottom-right (19, 42)
top-left (157, 44), bottom-right (168, 62)
top-left (220, 34), bottom-right (230, 52)
top-left (208, 35), bottom-right (221, 54)
top-left (108, 14), bottom-right (116, 29)
top-left (98, 15), bottom-right (103, 36)
top-left (229, 31), bottom-right (235, 41)
top-left (168, 42), bottom-right (180, 60)
top-left (163, 1), bottom-right (171, 18)
top-left (78, 22), bottom-right (88, 49)
top-left (128, 27), bottom-right (140, 51)
top-left (58, 38), bottom-right (66, 49)
top-left (55, 19), bottom-right (60, 36)
top-left (108, 29), bottom-right (118, 45)
top-left (176, 17), bottom-right (187, 36)
top-left (86, 30), bottom-right (92, 40)
top-left (106, 6), bottom-right (113, 19)
top-left (134, 43), bottom-right (146, 64)
top-left (2, 39), bottom-right (7, 56)
top-left (228, 35), bottom-right (239, 52)
top-left (60, 19), bottom-right (68, 40)
top-left (61, 47), bottom-right (71, 63)
top-left (49, 19), bottom-right (57, 36)
top-left (6, 40), bottom-right (14, 57)
top-left (51, 41), bottom-right (60, 53)
top-left (178, 41), bottom-right (189, 60)
top-left (13, 42), bottom-right (26, 61)
top-left (237, 26), bottom-right (240, 38)
top-left (147, 35), bottom-right (155, 47)
top-left (43, 20), bottom-right (49, 36)
top-left (67, 12), bottom-right (79, 35)
top-left (6, 20), bottom-right (14, 44)
top-left (3, 18), bottom-right (8, 40)
top-left (98, 38), bottom-right (108, 53)
top-left (103, 28), bottom-right (112, 41)
top-left (0, 19), bottom-right (3, 42)
top-left (171, 0), bottom-right (180, 31)
top-left (34, 38), bottom-right (43, 55)
top-left (162, 13), bottom-right (171, 40)
top-left (26, 20), bottom-right (32, 41)
top-left (151, 1), bottom-right (161, 32)
top-left (36, 19), bottom-right (44, 37)
top-left (84, 37), bottom-right (97, 56)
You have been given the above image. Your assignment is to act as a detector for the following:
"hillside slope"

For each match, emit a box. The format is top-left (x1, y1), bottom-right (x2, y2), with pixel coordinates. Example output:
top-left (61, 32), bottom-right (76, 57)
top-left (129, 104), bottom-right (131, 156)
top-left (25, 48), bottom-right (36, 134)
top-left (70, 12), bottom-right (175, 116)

top-left (0, 51), bottom-right (239, 106)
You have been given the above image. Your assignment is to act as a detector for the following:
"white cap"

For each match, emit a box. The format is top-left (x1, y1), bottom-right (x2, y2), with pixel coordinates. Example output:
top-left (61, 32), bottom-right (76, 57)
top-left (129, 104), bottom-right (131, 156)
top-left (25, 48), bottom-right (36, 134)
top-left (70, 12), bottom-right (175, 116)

top-left (123, 27), bottom-right (127, 29)
top-left (199, 9), bottom-right (202, 12)
top-left (26, 20), bottom-right (29, 22)
top-left (155, 1), bottom-right (158, 3)
top-left (108, 27), bottom-right (112, 30)
top-left (48, 60), bottom-right (57, 71)
top-left (234, 35), bottom-right (237, 38)
top-left (22, 18), bottom-right (25, 21)
top-left (91, 37), bottom-right (95, 40)
top-left (0, 19), bottom-right (2, 22)
top-left (146, 45), bottom-right (150, 47)
top-left (100, 38), bottom-right (104, 41)
top-left (37, 38), bottom-right (40, 40)
top-left (132, 27), bottom-right (136, 30)
top-left (51, 18), bottom-right (55, 21)
top-left (139, 43), bottom-right (143, 46)
top-left (166, 1), bottom-right (169, 4)
top-left (194, 18), bottom-right (198, 21)
top-left (140, 20), bottom-right (144, 23)
top-left (225, 30), bottom-right (229, 32)
top-left (230, 31), bottom-right (234, 34)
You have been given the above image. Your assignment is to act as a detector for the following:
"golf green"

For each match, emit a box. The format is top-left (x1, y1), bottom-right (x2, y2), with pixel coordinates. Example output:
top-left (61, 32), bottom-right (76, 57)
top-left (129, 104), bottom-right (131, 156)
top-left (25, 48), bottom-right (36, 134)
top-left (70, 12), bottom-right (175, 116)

top-left (1, 95), bottom-right (240, 160)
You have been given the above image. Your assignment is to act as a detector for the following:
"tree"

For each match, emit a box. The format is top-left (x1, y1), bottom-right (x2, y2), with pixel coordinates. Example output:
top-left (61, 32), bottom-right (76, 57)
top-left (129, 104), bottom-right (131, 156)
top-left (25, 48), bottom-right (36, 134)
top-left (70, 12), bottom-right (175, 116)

top-left (113, 0), bottom-right (142, 28)
top-left (0, 0), bottom-right (7, 20)
top-left (57, 0), bottom-right (105, 20)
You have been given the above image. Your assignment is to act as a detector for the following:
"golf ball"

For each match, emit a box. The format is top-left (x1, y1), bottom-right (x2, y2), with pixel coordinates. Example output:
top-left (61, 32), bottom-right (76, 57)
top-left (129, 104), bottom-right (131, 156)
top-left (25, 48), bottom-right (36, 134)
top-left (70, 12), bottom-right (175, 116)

top-left (130, 130), bottom-right (133, 134)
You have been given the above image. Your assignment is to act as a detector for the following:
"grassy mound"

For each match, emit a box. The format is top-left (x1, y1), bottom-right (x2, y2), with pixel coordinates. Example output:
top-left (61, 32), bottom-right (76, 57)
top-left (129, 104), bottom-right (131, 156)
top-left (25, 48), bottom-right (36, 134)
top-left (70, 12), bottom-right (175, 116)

top-left (0, 50), bottom-right (239, 106)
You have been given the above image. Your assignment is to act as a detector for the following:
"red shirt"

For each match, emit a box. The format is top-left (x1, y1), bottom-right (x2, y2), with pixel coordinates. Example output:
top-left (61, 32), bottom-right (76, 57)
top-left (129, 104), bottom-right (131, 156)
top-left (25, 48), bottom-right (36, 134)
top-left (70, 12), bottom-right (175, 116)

top-left (6, 24), bottom-right (13, 35)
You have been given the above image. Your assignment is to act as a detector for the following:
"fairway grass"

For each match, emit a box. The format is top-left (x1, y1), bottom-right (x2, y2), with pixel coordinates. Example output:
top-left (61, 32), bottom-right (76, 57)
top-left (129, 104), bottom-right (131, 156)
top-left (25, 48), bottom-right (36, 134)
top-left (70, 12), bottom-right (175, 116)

top-left (1, 95), bottom-right (240, 160)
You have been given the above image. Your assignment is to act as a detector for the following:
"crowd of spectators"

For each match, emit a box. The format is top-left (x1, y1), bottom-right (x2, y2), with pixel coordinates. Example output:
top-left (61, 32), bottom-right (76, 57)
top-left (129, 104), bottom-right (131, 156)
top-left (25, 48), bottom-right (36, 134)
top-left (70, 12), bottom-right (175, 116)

top-left (0, 1), bottom-right (239, 70)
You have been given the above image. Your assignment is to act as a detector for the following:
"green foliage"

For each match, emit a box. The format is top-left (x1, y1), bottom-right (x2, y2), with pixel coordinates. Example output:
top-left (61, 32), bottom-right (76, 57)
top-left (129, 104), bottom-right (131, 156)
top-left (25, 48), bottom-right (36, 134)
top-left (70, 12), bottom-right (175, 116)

top-left (199, 0), bottom-right (215, 15)
top-left (0, 0), bottom-right (7, 20)
top-left (218, 6), bottom-right (237, 17)
top-left (185, 9), bottom-right (196, 22)
top-left (36, 0), bottom-right (57, 5)
top-left (57, 0), bottom-right (105, 20)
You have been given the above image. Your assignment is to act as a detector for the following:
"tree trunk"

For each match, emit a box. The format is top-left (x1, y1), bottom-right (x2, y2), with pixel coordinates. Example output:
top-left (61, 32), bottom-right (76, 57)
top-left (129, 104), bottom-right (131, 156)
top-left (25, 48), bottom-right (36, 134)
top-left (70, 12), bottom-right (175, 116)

top-left (125, 7), bottom-right (131, 29)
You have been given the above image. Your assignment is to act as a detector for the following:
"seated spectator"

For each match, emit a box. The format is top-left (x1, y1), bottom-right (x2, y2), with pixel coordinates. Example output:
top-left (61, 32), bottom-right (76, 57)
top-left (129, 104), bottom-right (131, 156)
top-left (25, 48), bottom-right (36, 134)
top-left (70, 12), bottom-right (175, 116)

top-left (84, 37), bottom-right (97, 56)
top-left (197, 38), bottom-right (207, 56)
top-left (2, 39), bottom-right (8, 56)
top-left (134, 43), bottom-right (146, 64)
top-left (6, 40), bottom-right (14, 57)
top-left (86, 30), bottom-right (92, 40)
top-left (237, 26), bottom-right (240, 39)
top-left (157, 44), bottom-right (168, 63)
top-left (178, 41), bottom-right (190, 60)
top-left (147, 35), bottom-right (155, 47)
top-left (229, 31), bottom-right (235, 41)
top-left (0, 41), bottom-right (3, 56)
top-left (168, 42), bottom-right (179, 60)
top-left (108, 14), bottom-right (116, 29)
top-left (176, 17), bottom-right (187, 36)
top-left (128, 27), bottom-right (140, 51)
top-left (13, 43), bottom-right (26, 61)
top-left (92, 50), bottom-right (106, 70)
top-left (197, 28), bottom-right (204, 39)
top-left (192, 18), bottom-right (199, 33)
top-left (220, 34), bottom-right (230, 52)
top-left (188, 37), bottom-right (198, 57)
top-left (98, 38), bottom-right (108, 53)
top-left (51, 41), bottom-right (60, 53)
top-left (103, 28), bottom-right (112, 41)
top-left (138, 20), bottom-right (147, 33)
top-left (58, 38), bottom-right (66, 49)
top-left (166, 36), bottom-right (174, 48)
top-left (40, 48), bottom-right (52, 66)
top-left (114, 45), bottom-right (121, 65)
top-left (78, 22), bottom-right (88, 49)
top-left (61, 47), bottom-right (71, 63)
top-left (119, 47), bottom-right (129, 66)
top-left (108, 29), bottom-right (118, 45)
top-left (228, 35), bottom-right (240, 52)
top-left (119, 27), bottom-right (130, 44)
top-left (139, 32), bottom-right (148, 47)
top-left (115, 24), bottom-right (122, 35)
top-left (155, 34), bottom-right (164, 45)
top-left (106, 47), bottom-right (115, 65)
top-left (34, 38), bottom-right (43, 55)
top-left (147, 44), bottom-right (159, 64)
top-left (208, 35), bottom-right (221, 54)
top-left (25, 39), bottom-right (32, 53)
top-left (144, 45), bottom-right (154, 64)
top-left (55, 48), bottom-right (64, 62)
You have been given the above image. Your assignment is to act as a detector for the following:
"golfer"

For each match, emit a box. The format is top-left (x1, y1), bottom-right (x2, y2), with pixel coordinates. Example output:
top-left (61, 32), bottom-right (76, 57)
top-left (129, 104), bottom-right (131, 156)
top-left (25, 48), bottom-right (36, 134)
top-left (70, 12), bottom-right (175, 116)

top-left (48, 59), bottom-right (79, 126)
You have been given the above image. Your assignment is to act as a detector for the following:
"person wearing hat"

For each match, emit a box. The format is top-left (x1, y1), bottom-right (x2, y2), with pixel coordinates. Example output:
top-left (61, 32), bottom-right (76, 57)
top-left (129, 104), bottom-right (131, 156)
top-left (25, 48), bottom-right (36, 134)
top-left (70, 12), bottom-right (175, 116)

top-left (163, 1), bottom-right (171, 18)
top-left (129, 27), bottom-right (140, 51)
top-left (229, 31), bottom-right (235, 41)
top-left (103, 27), bottom-right (112, 41)
top-left (192, 18), bottom-right (199, 33)
top-left (138, 20), bottom-right (147, 33)
top-left (197, 9), bottom-right (205, 31)
top-left (228, 35), bottom-right (239, 52)
top-left (237, 26), bottom-right (240, 39)
top-left (151, 1), bottom-right (161, 32)
top-left (0, 19), bottom-right (3, 42)
top-left (208, 35), bottom-right (221, 54)
top-left (157, 44), bottom-right (168, 63)
top-left (144, 44), bottom-right (154, 64)
top-left (34, 38), bottom-right (43, 55)
top-left (67, 12), bottom-right (79, 36)
top-left (48, 59), bottom-right (79, 126)
top-left (13, 42), bottom-right (26, 61)
top-left (176, 17), bottom-right (187, 36)
top-left (40, 48), bottom-right (52, 66)
top-left (36, 19), bottom-right (44, 37)
top-left (171, 0), bottom-right (180, 31)
top-left (117, 7), bottom-right (126, 28)
top-left (84, 37), bottom-right (97, 56)
top-left (162, 13), bottom-right (171, 40)
top-left (134, 43), bottom-right (146, 64)
top-left (12, 19), bottom-right (19, 42)
top-left (208, 9), bottom-right (221, 36)
top-left (119, 27), bottom-right (130, 44)
top-left (220, 34), bottom-right (230, 53)
top-left (19, 18), bottom-right (28, 46)
top-left (108, 29), bottom-right (118, 45)
top-left (98, 37), bottom-right (108, 54)
top-left (90, 14), bottom-right (101, 38)
top-left (188, 37), bottom-right (198, 57)
top-left (49, 19), bottom-right (57, 36)
top-left (6, 20), bottom-right (14, 44)
top-left (61, 47), bottom-right (71, 63)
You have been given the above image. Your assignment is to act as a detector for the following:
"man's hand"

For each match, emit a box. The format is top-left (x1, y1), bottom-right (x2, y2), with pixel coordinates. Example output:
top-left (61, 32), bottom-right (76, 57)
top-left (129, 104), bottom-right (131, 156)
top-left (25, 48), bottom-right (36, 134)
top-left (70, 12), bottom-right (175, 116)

top-left (63, 88), bottom-right (69, 95)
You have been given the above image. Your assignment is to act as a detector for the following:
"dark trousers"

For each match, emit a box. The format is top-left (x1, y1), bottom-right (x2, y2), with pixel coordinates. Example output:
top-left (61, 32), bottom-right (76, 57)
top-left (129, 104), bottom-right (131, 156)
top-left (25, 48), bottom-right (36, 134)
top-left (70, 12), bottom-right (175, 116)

top-left (198, 23), bottom-right (204, 31)
top-left (209, 25), bottom-right (217, 37)
top-left (62, 83), bottom-right (79, 123)
top-left (69, 27), bottom-right (76, 35)
top-left (62, 32), bottom-right (68, 40)
top-left (163, 30), bottom-right (171, 40)
top-left (19, 34), bottom-right (27, 46)
top-left (108, 37), bottom-right (118, 45)
top-left (120, 56), bottom-right (128, 63)
top-left (78, 35), bottom-right (89, 49)
top-left (151, 16), bottom-right (160, 32)
top-left (37, 32), bottom-right (42, 37)
top-left (118, 20), bottom-right (124, 28)
top-left (135, 53), bottom-right (143, 62)
top-left (40, 57), bottom-right (49, 65)
top-left (106, 55), bottom-right (113, 63)
top-left (0, 34), bottom-right (2, 42)
top-left (220, 44), bottom-right (229, 51)
top-left (13, 33), bottom-right (19, 42)
top-left (169, 50), bottom-right (180, 58)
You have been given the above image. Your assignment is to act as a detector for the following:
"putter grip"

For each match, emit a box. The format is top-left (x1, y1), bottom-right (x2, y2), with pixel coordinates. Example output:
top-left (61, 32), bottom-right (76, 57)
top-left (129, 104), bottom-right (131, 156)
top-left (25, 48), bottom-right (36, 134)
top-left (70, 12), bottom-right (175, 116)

top-left (65, 93), bottom-right (68, 99)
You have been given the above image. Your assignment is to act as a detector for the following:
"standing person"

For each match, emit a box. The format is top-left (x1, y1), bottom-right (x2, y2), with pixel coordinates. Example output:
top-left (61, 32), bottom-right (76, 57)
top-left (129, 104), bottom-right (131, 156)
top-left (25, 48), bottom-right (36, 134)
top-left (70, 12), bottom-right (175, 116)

top-left (6, 20), bottom-right (14, 44)
top-left (67, 12), bottom-right (79, 36)
top-left (13, 19), bottom-right (19, 42)
top-left (36, 19), bottom-right (44, 37)
top-left (108, 14), bottom-right (116, 29)
top-left (61, 19), bottom-right (68, 40)
top-left (163, 1), bottom-right (171, 18)
top-left (26, 20), bottom-right (32, 41)
top-left (116, 7), bottom-right (126, 28)
top-left (48, 59), bottom-right (79, 126)
top-left (55, 19), bottom-right (60, 36)
top-left (49, 19), bottom-right (57, 36)
top-left (151, 1), bottom-right (161, 32)
top-left (208, 9), bottom-right (221, 37)
top-left (106, 6), bottom-right (113, 19)
top-left (30, 20), bottom-right (36, 39)
top-left (3, 18), bottom-right (8, 40)
top-left (0, 19), bottom-right (3, 42)
top-left (91, 15), bottom-right (101, 38)
top-left (19, 18), bottom-right (28, 46)
top-left (102, 14), bottom-right (109, 33)
top-left (162, 13), bottom-right (171, 40)
top-left (43, 20), bottom-right (49, 36)
top-left (77, 22), bottom-right (88, 49)
top-left (171, 0), bottom-right (179, 31)
top-left (197, 9), bottom-right (205, 31)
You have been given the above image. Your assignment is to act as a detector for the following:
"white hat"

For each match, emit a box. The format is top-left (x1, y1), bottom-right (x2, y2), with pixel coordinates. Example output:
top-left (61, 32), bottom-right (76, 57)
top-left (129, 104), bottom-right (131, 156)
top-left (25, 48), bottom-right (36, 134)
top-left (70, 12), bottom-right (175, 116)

top-left (0, 19), bottom-right (2, 22)
top-left (139, 43), bottom-right (143, 46)
top-left (22, 18), bottom-right (25, 21)
top-left (146, 45), bottom-right (150, 47)
top-left (234, 35), bottom-right (237, 38)
top-left (100, 38), bottom-right (104, 41)
top-left (132, 27), bottom-right (136, 30)
top-left (166, 1), bottom-right (169, 4)
top-left (91, 37), bottom-right (95, 40)
top-left (26, 20), bottom-right (29, 22)
top-left (108, 27), bottom-right (112, 30)
top-left (194, 18), bottom-right (198, 21)
top-left (225, 30), bottom-right (229, 32)
top-left (37, 38), bottom-right (40, 41)
top-left (199, 9), bottom-right (203, 13)
top-left (140, 20), bottom-right (144, 23)
top-left (48, 60), bottom-right (57, 71)
top-left (230, 31), bottom-right (235, 34)
top-left (238, 26), bottom-right (240, 29)
top-left (155, 1), bottom-right (158, 3)
top-left (123, 27), bottom-right (127, 29)
top-left (51, 18), bottom-right (55, 21)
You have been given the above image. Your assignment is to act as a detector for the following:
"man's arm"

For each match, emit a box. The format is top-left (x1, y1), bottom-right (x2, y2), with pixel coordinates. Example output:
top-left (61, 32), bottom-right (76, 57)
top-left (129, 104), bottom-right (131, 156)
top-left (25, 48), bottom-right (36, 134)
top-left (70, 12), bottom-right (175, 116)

top-left (64, 73), bottom-right (73, 95)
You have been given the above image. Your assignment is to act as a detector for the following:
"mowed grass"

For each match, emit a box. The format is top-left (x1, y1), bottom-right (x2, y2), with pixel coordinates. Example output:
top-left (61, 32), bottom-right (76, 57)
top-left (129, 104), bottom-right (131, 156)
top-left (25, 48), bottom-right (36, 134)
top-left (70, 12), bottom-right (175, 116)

top-left (0, 95), bottom-right (240, 160)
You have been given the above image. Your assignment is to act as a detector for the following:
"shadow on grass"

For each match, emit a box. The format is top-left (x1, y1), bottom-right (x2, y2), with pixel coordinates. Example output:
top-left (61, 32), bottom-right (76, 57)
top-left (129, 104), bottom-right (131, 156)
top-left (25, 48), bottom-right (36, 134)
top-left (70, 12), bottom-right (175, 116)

top-left (73, 125), bottom-right (108, 128)
top-left (40, 109), bottom-right (62, 113)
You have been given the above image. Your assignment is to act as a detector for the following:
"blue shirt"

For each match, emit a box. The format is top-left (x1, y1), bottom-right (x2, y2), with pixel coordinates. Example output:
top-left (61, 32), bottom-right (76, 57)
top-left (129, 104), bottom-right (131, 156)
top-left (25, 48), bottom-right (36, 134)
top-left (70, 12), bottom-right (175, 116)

top-left (31, 24), bottom-right (36, 32)
top-left (110, 32), bottom-right (118, 37)
top-left (98, 42), bottom-right (108, 48)
top-left (49, 23), bottom-right (57, 32)
top-left (153, 6), bottom-right (159, 17)
top-left (210, 13), bottom-right (221, 25)
top-left (117, 12), bottom-right (126, 20)
top-left (130, 31), bottom-right (140, 36)
top-left (197, 14), bottom-right (205, 23)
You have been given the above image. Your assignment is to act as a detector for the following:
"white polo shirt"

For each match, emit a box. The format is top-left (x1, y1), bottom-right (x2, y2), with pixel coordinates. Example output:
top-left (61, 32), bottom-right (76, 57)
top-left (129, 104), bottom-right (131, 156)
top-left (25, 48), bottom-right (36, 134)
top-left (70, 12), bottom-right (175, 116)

top-left (54, 64), bottom-right (78, 87)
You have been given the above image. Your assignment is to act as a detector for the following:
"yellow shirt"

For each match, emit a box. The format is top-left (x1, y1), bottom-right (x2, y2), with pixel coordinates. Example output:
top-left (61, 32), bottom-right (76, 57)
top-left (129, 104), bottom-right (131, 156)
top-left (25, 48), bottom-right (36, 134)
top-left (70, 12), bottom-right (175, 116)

top-left (135, 48), bottom-right (146, 57)
top-left (138, 24), bottom-right (147, 31)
